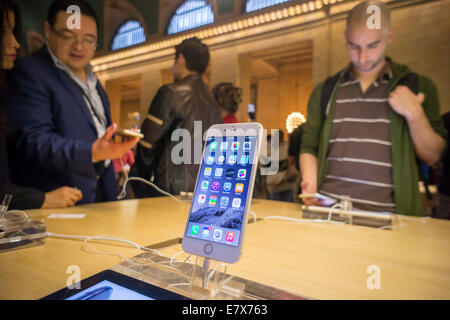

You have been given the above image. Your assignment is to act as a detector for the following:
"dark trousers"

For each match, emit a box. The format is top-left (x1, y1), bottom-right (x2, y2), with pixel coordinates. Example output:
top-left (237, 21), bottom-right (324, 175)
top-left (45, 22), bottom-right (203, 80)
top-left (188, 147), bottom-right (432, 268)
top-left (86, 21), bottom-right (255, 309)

top-left (268, 190), bottom-right (293, 202)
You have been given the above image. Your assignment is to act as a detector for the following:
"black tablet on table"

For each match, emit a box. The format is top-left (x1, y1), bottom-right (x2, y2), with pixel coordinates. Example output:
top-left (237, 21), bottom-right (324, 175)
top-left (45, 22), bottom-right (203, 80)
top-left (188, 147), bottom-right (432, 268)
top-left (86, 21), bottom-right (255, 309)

top-left (41, 270), bottom-right (190, 300)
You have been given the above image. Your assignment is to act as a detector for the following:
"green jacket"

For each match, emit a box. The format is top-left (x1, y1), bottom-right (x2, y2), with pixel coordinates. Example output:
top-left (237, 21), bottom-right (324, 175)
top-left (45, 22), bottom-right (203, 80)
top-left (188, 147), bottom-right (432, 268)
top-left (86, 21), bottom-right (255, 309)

top-left (300, 58), bottom-right (447, 216)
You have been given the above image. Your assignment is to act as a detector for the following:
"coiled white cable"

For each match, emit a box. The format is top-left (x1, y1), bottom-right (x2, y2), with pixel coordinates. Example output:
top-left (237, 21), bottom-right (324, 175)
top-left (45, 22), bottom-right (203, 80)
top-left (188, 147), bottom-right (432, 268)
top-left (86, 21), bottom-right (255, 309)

top-left (0, 210), bottom-right (30, 238)
top-left (0, 210), bottom-right (29, 229)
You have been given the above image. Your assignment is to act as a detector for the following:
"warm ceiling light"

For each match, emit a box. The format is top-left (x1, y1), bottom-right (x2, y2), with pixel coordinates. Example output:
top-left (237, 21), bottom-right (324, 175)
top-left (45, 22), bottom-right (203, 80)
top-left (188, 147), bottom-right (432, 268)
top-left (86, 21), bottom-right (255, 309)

top-left (276, 10), bottom-right (282, 19)
top-left (289, 7), bottom-right (295, 16)
top-left (286, 112), bottom-right (306, 133)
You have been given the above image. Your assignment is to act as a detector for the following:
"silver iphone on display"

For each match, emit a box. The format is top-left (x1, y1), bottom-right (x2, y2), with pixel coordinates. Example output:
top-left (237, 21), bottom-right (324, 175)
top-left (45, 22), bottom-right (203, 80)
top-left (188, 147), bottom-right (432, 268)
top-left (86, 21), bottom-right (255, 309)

top-left (182, 123), bottom-right (263, 263)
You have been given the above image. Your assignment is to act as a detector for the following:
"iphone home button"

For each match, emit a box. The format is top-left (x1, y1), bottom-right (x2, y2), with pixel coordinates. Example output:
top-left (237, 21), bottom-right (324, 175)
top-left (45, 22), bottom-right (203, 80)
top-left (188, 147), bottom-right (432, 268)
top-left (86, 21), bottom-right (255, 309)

top-left (204, 243), bottom-right (213, 255)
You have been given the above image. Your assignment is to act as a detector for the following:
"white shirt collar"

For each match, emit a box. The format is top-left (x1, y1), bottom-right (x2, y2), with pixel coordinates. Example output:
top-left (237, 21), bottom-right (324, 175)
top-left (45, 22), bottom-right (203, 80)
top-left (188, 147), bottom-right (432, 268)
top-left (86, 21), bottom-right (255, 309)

top-left (46, 42), bottom-right (97, 88)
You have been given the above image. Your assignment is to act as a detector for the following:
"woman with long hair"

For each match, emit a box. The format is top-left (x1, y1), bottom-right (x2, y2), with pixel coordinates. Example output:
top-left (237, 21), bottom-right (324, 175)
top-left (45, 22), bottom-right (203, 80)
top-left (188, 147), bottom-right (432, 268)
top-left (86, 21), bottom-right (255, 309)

top-left (0, 0), bottom-right (20, 134)
top-left (0, 0), bottom-right (82, 209)
top-left (212, 82), bottom-right (242, 124)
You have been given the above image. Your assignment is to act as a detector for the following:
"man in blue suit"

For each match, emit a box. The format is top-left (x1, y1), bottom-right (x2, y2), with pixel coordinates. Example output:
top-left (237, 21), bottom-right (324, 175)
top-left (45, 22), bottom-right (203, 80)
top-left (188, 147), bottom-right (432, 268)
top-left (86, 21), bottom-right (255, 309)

top-left (7, 0), bottom-right (138, 205)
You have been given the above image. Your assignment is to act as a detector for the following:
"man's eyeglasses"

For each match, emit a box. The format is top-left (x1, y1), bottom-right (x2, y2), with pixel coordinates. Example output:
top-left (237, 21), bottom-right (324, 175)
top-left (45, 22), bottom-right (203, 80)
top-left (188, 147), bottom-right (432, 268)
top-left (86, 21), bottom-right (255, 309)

top-left (51, 26), bottom-right (98, 49)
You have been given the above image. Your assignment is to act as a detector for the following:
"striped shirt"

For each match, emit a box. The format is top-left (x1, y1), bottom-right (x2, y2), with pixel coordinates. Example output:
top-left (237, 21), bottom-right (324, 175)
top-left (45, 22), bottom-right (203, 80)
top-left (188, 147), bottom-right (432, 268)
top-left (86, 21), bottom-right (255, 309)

top-left (320, 62), bottom-right (396, 212)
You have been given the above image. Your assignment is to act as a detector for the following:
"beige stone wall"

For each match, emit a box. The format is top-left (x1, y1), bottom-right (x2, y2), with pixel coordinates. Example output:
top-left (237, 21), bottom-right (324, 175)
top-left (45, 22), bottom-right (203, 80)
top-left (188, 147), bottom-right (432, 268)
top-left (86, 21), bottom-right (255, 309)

top-left (138, 60), bottom-right (174, 117)
top-left (328, 0), bottom-right (450, 114)
top-left (388, 0), bottom-right (449, 114)
top-left (278, 62), bottom-right (312, 121)
top-left (257, 77), bottom-right (279, 132)
top-left (255, 61), bottom-right (312, 139)
top-left (140, 68), bottom-right (165, 116)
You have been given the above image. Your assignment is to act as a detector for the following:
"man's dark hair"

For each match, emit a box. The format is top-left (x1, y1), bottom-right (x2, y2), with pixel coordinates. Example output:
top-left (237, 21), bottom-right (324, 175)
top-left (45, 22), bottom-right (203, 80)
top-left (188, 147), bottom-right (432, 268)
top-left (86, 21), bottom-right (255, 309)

top-left (47, 0), bottom-right (98, 27)
top-left (0, 0), bottom-right (21, 135)
top-left (175, 37), bottom-right (210, 75)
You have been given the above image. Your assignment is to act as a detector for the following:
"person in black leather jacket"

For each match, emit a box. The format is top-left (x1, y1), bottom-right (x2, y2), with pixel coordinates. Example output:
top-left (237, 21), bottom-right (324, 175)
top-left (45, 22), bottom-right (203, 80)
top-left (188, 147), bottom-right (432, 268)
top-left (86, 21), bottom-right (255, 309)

top-left (132, 37), bottom-right (222, 197)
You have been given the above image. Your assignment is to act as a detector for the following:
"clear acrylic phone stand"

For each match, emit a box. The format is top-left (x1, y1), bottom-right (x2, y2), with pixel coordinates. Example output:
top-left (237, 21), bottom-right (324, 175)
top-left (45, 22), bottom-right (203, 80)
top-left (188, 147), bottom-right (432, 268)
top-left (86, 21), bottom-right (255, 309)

top-left (111, 251), bottom-right (310, 300)
top-left (189, 255), bottom-right (247, 298)
top-left (301, 196), bottom-right (394, 229)
top-left (0, 213), bottom-right (46, 253)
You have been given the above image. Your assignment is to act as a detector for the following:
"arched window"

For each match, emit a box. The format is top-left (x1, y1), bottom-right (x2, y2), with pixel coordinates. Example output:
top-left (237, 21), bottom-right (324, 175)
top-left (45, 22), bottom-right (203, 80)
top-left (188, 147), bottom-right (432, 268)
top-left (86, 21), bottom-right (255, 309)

top-left (167, 0), bottom-right (214, 35)
top-left (245, 0), bottom-right (293, 13)
top-left (111, 20), bottom-right (146, 51)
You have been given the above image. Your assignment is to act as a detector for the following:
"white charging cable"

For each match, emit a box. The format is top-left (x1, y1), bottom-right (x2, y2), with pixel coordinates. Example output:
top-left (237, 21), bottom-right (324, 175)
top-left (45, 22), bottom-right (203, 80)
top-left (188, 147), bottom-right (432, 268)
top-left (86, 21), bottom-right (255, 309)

top-left (46, 232), bottom-right (162, 263)
top-left (264, 215), bottom-right (343, 224)
top-left (263, 213), bottom-right (345, 225)
top-left (118, 177), bottom-right (189, 203)
top-left (264, 205), bottom-right (428, 230)
top-left (168, 250), bottom-right (192, 267)
top-left (327, 203), bottom-right (345, 221)
top-left (117, 159), bottom-right (190, 203)
top-left (248, 210), bottom-right (257, 223)
top-left (206, 261), bottom-right (228, 285)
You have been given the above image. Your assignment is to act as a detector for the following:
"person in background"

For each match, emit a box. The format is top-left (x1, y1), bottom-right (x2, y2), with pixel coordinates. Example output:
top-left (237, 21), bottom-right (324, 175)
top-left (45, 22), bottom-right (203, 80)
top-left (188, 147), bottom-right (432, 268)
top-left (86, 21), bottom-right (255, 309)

top-left (435, 112), bottom-right (450, 219)
top-left (133, 37), bottom-right (222, 197)
top-left (112, 149), bottom-right (135, 195)
top-left (300, 0), bottom-right (446, 215)
top-left (288, 123), bottom-right (304, 201)
top-left (212, 82), bottom-right (243, 124)
top-left (265, 130), bottom-right (296, 202)
top-left (0, 0), bottom-right (82, 209)
top-left (6, 0), bottom-right (139, 205)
